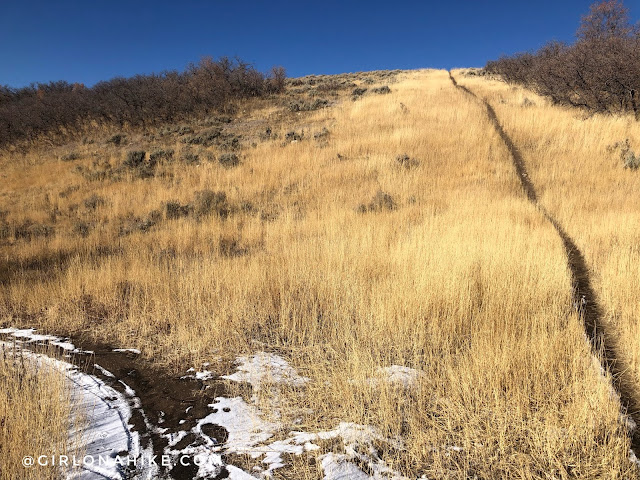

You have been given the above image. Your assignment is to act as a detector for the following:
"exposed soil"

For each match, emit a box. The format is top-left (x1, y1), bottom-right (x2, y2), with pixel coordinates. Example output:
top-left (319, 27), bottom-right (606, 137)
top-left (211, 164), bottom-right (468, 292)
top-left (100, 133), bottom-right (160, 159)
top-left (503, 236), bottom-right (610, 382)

top-left (0, 332), bottom-right (233, 479)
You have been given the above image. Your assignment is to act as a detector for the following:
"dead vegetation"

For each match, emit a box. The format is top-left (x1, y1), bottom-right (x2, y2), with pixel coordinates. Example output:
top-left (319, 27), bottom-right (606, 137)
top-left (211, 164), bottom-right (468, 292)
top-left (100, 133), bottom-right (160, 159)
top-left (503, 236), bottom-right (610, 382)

top-left (0, 68), bottom-right (638, 478)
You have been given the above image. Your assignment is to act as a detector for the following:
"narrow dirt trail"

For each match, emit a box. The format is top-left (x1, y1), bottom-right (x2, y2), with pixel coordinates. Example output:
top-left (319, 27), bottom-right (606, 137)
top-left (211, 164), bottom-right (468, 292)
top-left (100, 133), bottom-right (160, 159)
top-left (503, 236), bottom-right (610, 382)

top-left (449, 72), bottom-right (640, 453)
top-left (0, 331), bottom-right (233, 480)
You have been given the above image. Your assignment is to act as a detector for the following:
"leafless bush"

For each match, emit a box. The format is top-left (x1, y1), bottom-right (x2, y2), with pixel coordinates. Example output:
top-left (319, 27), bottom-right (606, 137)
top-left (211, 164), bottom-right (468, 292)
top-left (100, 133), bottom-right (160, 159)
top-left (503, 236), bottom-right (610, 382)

top-left (0, 57), bottom-right (287, 148)
top-left (165, 201), bottom-right (191, 220)
top-left (73, 221), bottom-right (92, 238)
top-left (193, 190), bottom-right (229, 219)
top-left (119, 210), bottom-right (162, 236)
top-left (486, 1), bottom-right (640, 119)
top-left (218, 153), bottom-right (240, 169)
top-left (609, 139), bottom-right (640, 169)
top-left (357, 190), bottom-right (397, 213)
top-left (13, 220), bottom-right (55, 241)
top-left (123, 151), bottom-right (146, 168)
top-left (395, 154), bottom-right (420, 169)
top-left (372, 86), bottom-right (391, 94)
top-left (285, 131), bottom-right (303, 142)
top-left (149, 149), bottom-right (174, 163)
top-left (83, 194), bottom-right (105, 210)
top-left (313, 127), bottom-right (330, 139)
top-left (288, 98), bottom-right (329, 112)
top-left (219, 235), bottom-right (247, 257)
top-left (352, 88), bottom-right (368, 100)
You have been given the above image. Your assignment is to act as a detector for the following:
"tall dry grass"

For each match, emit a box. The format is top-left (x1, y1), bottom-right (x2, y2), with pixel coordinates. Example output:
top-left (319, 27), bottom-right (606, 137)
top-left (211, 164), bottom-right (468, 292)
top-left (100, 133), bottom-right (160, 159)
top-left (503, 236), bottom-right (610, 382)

top-left (456, 71), bottom-right (640, 409)
top-left (0, 344), bottom-right (72, 480)
top-left (0, 70), bottom-right (635, 477)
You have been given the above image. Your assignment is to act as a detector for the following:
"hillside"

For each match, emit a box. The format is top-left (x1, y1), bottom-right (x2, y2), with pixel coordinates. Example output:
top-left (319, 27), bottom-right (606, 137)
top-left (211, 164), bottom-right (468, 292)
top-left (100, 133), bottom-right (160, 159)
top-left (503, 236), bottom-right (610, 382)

top-left (2, 68), bottom-right (640, 479)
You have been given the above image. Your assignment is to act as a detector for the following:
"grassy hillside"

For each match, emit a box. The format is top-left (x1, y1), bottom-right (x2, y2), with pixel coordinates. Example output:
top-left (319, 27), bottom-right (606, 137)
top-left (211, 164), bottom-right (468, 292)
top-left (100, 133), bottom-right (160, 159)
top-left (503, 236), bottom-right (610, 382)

top-left (1, 69), bottom-right (638, 478)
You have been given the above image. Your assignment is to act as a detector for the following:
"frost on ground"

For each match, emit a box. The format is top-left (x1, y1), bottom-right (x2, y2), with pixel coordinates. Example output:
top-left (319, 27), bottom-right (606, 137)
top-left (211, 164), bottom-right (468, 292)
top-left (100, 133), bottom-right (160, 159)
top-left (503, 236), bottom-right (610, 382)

top-left (0, 340), bottom-right (155, 480)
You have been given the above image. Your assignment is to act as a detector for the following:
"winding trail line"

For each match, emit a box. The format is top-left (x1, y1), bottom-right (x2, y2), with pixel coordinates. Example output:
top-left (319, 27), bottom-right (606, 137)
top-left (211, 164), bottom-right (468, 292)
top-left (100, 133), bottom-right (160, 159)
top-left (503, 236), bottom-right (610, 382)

top-left (449, 72), bottom-right (640, 452)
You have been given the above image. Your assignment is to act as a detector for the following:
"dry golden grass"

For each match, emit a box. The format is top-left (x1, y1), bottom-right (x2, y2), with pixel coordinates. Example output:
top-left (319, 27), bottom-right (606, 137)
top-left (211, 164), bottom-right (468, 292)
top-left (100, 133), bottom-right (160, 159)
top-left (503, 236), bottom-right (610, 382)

top-left (0, 344), bottom-right (72, 480)
top-left (0, 69), bottom-right (637, 477)
top-left (456, 71), bottom-right (640, 406)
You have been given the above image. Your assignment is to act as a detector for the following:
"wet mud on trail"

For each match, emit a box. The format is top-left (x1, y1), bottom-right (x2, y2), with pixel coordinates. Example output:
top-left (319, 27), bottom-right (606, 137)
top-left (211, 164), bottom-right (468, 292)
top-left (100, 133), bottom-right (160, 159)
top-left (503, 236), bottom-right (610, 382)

top-left (0, 331), bottom-right (234, 480)
top-left (449, 71), bottom-right (640, 453)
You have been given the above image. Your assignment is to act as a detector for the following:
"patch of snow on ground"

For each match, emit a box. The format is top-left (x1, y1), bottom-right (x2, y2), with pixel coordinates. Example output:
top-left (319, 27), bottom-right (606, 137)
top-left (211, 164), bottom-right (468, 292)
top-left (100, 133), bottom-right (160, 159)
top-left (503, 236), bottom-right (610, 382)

top-left (169, 392), bottom-right (406, 478)
top-left (199, 397), bottom-right (279, 451)
top-left (0, 327), bottom-right (90, 354)
top-left (227, 465), bottom-right (259, 479)
top-left (93, 364), bottom-right (115, 378)
top-left (172, 355), bottom-right (405, 478)
top-left (289, 423), bottom-right (407, 480)
top-left (320, 452), bottom-right (369, 480)
top-left (112, 348), bottom-right (141, 354)
top-left (182, 366), bottom-right (216, 381)
top-left (376, 365), bottom-right (424, 388)
top-left (222, 352), bottom-right (309, 390)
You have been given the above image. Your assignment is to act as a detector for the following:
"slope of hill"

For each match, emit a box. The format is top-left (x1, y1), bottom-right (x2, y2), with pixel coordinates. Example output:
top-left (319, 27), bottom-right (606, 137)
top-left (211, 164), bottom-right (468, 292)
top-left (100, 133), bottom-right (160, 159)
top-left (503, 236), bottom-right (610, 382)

top-left (1, 69), bottom-right (638, 479)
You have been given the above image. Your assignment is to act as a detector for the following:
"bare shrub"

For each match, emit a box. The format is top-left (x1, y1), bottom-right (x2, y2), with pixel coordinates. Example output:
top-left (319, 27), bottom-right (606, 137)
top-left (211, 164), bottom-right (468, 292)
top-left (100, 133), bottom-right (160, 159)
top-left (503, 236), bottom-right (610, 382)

top-left (218, 153), bottom-right (240, 169)
top-left (218, 134), bottom-right (241, 151)
top-left (372, 86), bottom-right (391, 94)
top-left (357, 190), bottom-right (397, 213)
top-left (123, 151), bottom-right (146, 168)
top-left (182, 128), bottom-right (222, 147)
top-left (165, 201), bottom-right (191, 220)
top-left (73, 221), bottom-right (92, 238)
top-left (610, 139), bottom-right (640, 169)
top-left (219, 235), bottom-right (247, 257)
top-left (285, 131), bottom-right (303, 142)
top-left (486, 1), bottom-right (640, 119)
top-left (395, 154), bottom-right (420, 169)
top-left (149, 149), bottom-right (174, 163)
top-left (0, 57), bottom-right (286, 148)
top-left (181, 151), bottom-right (200, 165)
top-left (13, 220), bottom-right (55, 240)
top-left (352, 88), bottom-right (367, 99)
top-left (119, 210), bottom-right (162, 236)
top-left (83, 194), bottom-right (105, 210)
top-left (193, 190), bottom-right (229, 219)
top-left (314, 127), bottom-right (330, 140)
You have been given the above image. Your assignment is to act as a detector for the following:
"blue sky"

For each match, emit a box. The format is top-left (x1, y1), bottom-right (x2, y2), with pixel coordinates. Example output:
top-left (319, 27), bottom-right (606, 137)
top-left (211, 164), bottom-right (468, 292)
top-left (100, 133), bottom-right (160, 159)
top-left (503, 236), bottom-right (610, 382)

top-left (0, 0), bottom-right (635, 87)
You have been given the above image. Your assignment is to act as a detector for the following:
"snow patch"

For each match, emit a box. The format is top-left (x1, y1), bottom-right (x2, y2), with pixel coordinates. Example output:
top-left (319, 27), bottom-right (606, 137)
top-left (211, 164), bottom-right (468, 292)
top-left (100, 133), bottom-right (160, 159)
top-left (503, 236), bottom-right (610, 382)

top-left (375, 365), bottom-right (424, 388)
top-left (320, 452), bottom-right (369, 480)
top-left (182, 366), bottom-right (216, 381)
top-left (199, 397), bottom-right (279, 451)
top-left (222, 352), bottom-right (309, 390)
top-left (0, 327), bottom-right (90, 354)
top-left (93, 364), bottom-right (115, 378)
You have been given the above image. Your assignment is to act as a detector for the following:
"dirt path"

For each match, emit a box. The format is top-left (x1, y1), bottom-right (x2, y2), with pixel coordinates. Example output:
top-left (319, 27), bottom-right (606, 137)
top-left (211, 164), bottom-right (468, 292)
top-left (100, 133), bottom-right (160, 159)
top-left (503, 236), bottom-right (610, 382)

top-left (0, 331), bottom-right (233, 479)
top-left (449, 72), bottom-right (640, 453)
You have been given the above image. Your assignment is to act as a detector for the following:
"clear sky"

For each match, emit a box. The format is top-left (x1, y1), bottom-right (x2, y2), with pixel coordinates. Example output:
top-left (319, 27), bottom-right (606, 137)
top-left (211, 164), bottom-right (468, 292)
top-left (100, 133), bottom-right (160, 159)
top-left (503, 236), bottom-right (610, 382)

top-left (0, 0), bottom-right (636, 87)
